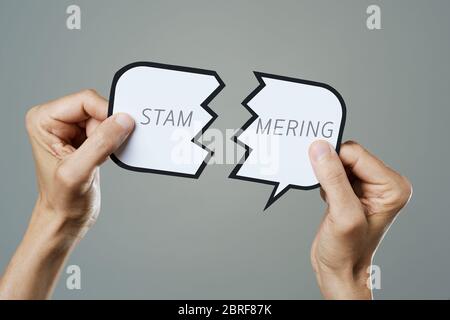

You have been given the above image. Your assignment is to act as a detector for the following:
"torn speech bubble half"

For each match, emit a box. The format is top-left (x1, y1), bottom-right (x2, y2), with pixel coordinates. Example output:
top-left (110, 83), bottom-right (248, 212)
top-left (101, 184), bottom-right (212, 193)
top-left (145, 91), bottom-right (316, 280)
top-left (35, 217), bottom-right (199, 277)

top-left (109, 61), bottom-right (225, 178)
top-left (229, 72), bottom-right (346, 210)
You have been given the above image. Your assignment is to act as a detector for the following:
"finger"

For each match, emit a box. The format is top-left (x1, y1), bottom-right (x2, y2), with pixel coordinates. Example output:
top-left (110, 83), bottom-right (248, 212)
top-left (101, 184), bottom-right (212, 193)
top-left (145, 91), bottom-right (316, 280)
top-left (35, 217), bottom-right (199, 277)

top-left (309, 140), bottom-right (360, 212)
top-left (51, 143), bottom-right (76, 159)
top-left (46, 120), bottom-right (83, 142)
top-left (44, 89), bottom-right (108, 123)
top-left (72, 118), bottom-right (100, 148)
top-left (60, 113), bottom-right (134, 183)
top-left (340, 140), bottom-right (412, 220)
top-left (86, 118), bottom-right (102, 137)
top-left (339, 141), bottom-right (396, 185)
top-left (319, 187), bottom-right (327, 203)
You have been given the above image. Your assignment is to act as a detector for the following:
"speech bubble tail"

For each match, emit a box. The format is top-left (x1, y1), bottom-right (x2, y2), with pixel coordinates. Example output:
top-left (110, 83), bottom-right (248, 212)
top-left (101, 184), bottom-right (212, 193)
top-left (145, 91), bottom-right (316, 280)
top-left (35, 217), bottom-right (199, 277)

top-left (264, 183), bottom-right (290, 211)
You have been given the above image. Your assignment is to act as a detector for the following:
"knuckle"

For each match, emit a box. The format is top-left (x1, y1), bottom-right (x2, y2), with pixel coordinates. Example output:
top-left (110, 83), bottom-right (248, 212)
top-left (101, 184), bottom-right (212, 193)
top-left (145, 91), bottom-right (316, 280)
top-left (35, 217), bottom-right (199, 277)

top-left (401, 176), bottom-right (413, 194)
top-left (343, 140), bottom-right (360, 147)
top-left (81, 88), bottom-right (98, 99)
top-left (396, 176), bottom-right (413, 207)
top-left (342, 140), bottom-right (362, 153)
top-left (343, 140), bottom-right (368, 160)
top-left (350, 142), bottom-right (366, 158)
top-left (79, 89), bottom-right (100, 105)
top-left (25, 105), bottom-right (40, 133)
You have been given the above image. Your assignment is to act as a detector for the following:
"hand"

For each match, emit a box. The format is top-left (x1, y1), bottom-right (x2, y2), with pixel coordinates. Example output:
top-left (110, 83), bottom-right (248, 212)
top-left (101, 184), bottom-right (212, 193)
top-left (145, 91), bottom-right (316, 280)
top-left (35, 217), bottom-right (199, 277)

top-left (308, 140), bottom-right (412, 300)
top-left (25, 89), bottom-right (135, 238)
top-left (0, 90), bottom-right (134, 299)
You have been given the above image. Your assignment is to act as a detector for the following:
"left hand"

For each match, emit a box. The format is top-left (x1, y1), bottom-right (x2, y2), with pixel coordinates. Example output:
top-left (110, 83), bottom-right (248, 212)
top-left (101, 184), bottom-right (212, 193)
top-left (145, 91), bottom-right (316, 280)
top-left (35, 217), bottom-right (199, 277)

top-left (25, 89), bottom-right (135, 239)
top-left (0, 89), bottom-right (134, 299)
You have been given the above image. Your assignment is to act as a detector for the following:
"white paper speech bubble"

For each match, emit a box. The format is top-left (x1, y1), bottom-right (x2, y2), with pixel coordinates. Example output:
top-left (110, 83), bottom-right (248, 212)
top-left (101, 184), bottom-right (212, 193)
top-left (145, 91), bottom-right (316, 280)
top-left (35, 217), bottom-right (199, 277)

top-left (230, 72), bottom-right (346, 210)
top-left (108, 62), bottom-right (224, 178)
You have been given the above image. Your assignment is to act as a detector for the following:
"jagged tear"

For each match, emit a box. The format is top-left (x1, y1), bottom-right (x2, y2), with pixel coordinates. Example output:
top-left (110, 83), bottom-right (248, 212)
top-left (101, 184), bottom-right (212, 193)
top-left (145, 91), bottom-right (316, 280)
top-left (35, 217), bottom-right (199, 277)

top-left (109, 61), bottom-right (225, 178)
top-left (230, 72), bottom-right (346, 210)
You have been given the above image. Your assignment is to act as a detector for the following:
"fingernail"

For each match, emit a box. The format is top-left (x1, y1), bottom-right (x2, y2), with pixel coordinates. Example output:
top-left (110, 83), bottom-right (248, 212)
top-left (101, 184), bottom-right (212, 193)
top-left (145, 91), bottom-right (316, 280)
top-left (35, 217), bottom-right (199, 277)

top-left (114, 113), bottom-right (135, 131)
top-left (310, 140), bottom-right (332, 162)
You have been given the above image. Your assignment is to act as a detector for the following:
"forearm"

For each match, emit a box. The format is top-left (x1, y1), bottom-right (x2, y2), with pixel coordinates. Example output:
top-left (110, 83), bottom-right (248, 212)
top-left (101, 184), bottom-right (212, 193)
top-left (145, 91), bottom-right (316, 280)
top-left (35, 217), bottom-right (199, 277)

top-left (0, 204), bottom-right (78, 299)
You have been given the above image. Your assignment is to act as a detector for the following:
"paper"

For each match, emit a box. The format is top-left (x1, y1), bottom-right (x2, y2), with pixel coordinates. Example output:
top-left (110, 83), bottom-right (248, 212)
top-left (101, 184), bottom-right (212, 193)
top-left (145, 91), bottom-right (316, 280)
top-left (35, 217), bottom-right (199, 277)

top-left (230, 72), bottom-right (346, 209)
top-left (108, 62), bottom-right (224, 178)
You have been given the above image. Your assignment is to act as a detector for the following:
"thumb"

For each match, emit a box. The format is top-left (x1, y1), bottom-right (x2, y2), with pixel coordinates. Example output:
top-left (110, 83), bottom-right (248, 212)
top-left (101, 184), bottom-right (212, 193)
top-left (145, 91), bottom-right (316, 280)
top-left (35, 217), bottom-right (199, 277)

top-left (309, 140), bottom-right (359, 211)
top-left (63, 113), bottom-right (134, 182)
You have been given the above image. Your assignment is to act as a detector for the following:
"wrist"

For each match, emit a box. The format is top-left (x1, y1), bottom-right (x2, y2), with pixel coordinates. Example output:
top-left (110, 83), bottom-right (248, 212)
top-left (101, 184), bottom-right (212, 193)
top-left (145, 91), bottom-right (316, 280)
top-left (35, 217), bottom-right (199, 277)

top-left (29, 199), bottom-right (87, 250)
top-left (0, 200), bottom-right (80, 299)
top-left (316, 267), bottom-right (372, 300)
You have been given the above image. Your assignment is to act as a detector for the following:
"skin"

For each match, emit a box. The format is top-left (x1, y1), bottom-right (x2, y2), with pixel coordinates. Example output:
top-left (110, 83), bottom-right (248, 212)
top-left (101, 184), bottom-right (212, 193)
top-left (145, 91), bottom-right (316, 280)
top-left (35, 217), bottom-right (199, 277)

top-left (0, 90), bottom-right (134, 299)
top-left (308, 140), bottom-right (412, 299)
top-left (0, 90), bottom-right (412, 299)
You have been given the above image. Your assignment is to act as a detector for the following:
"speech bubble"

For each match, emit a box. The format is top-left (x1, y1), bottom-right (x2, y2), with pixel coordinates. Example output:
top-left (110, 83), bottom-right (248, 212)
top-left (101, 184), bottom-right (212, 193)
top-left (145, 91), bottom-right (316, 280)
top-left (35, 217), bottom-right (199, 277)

top-left (229, 72), bottom-right (346, 210)
top-left (109, 61), bottom-right (225, 178)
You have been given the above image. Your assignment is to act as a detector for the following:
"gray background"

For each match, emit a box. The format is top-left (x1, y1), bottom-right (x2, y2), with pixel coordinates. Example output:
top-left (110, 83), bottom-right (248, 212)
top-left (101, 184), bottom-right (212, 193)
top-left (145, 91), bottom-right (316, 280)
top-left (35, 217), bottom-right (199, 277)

top-left (0, 0), bottom-right (449, 299)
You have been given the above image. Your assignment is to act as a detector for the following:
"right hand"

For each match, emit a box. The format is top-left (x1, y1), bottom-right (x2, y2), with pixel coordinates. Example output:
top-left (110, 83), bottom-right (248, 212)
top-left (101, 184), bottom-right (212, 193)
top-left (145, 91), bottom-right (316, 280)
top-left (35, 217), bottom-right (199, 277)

top-left (308, 140), bottom-right (412, 299)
